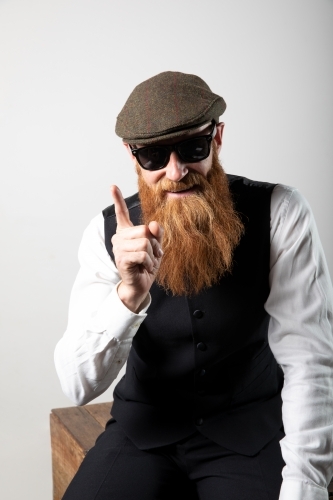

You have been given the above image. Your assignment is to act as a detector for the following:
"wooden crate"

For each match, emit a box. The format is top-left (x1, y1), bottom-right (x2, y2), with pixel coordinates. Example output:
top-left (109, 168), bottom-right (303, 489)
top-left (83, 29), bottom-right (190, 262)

top-left (50, 402), bottom-right (333, 499)
top-left (50, 402), bottom-right (113, 500)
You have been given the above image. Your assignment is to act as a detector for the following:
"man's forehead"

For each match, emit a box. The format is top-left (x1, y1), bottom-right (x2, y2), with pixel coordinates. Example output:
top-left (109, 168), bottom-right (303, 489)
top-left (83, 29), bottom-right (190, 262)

top-left (134, 121), bottom-right (212, 148)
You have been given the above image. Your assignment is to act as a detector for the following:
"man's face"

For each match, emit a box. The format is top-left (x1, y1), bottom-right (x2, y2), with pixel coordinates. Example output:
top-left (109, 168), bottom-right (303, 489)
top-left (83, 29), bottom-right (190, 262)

top-left (125, 122), bottom-right (225, 194)
top-left (122, 121), bottom-right (243, 296)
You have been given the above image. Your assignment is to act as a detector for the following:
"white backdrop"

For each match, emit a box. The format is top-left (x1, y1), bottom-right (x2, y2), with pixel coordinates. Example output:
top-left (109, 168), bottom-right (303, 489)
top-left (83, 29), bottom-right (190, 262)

top-left (0, 0), bottom-right (332, 498)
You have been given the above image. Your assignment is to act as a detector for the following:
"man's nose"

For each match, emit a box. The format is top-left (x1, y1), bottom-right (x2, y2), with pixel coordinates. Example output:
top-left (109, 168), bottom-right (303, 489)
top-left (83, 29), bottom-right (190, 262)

top-left (165, 152), bottom-right (188, 181)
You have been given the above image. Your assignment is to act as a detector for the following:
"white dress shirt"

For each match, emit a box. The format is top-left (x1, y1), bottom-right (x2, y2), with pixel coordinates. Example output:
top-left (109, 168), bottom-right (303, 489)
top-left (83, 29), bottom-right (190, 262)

top-left (54, 184), bottom-right (333, 500)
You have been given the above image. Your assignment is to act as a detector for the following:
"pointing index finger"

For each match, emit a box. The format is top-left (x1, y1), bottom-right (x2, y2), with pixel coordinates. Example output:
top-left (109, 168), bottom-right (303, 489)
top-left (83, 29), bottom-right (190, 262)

top-left (110, 185), bottom-right (134, 230)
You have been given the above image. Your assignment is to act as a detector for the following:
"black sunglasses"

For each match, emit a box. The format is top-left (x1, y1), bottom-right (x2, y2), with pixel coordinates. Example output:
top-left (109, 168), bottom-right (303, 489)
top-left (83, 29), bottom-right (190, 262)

top-left (129, 121), bottom-right (216, 171)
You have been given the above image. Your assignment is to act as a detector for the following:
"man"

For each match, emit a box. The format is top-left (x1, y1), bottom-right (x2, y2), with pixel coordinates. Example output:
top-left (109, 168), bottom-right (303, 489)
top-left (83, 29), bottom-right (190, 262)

top-left (55, 71), bottom-right (333, 500)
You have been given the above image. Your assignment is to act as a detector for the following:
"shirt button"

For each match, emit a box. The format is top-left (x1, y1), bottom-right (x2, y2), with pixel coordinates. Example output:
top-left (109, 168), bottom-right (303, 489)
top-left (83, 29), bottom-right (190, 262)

top-left (195, 418), bottom-right (204, 426)
top-left (199, 369), bottom-right (206, 377)
top-left (197, 342), bottom-right (207, 351)
top-left (193, 310), bottom-right (204, 319)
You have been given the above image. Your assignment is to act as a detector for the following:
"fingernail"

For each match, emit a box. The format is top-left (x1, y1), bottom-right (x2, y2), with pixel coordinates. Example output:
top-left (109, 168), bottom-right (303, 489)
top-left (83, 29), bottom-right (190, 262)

top-left (158, 248), bottom-right (164, 257)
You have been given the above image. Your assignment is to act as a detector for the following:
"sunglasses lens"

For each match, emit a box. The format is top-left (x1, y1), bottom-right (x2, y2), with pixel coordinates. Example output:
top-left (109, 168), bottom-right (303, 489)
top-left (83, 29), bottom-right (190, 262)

top-left (134, 131), bottom-right (213, 170)
top-left (137, 147), bottom-right (169, 170)
top-left (178, 137), bottom-right (210, 161)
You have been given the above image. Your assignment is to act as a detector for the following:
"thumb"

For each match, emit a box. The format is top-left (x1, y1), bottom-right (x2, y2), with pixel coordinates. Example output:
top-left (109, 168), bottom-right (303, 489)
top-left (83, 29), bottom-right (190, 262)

top-left (148, 221), bottom-right (164, 244)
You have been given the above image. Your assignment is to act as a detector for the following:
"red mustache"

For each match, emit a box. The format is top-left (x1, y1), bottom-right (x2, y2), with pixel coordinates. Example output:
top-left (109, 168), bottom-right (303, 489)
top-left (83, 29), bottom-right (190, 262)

top-left (154, 172), bottom-right (207, 197)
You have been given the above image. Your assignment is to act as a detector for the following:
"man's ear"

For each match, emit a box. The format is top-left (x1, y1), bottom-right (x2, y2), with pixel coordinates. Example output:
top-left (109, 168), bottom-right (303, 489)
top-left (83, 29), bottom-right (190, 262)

top-left (214, 122), bottom-right (224, 154)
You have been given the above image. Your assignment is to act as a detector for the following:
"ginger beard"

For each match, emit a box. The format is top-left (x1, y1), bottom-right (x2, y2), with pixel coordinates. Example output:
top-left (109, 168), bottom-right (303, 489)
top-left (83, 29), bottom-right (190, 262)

top-left (137, 145), bottom-right (244, 296)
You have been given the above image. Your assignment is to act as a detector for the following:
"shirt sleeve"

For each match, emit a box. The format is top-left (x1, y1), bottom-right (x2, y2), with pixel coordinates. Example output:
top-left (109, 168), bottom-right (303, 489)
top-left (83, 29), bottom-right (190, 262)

top-left (54, 212), bottom-right (151, 406)
top-left (266, 185), bottom-right (333, 500)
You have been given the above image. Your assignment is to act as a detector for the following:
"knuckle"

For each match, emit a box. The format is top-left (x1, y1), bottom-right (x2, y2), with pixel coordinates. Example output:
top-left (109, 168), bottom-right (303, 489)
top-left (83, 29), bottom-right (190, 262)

top-left (140, 225), bottom-right (150, 238)
top-left (139, 251), bottom-right (151, 266)
top-left (138, 250), bottom-right (146, 262)
top-left (141, 239), bottom-right (150, 252)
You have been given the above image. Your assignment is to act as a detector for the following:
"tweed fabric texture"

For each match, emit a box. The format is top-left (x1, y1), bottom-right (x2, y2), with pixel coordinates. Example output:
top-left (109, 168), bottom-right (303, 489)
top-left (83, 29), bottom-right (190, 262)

top-left (115, 71), bottom-right (226, 144)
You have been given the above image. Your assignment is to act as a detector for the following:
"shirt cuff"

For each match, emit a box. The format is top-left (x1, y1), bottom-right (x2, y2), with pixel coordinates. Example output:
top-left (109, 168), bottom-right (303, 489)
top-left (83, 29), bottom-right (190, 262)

top-left (90, 281), bottom-right (151, 342)
top-left (279, 479), bottom-right (329, 500)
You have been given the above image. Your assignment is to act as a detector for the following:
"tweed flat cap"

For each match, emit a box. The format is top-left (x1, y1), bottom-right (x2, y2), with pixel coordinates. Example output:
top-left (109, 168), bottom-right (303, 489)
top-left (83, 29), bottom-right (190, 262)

top-left (115, 71), bottom-right (226, 144)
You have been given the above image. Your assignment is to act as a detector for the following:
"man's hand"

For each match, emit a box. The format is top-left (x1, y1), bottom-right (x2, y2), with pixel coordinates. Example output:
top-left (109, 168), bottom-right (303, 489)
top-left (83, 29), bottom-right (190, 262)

top-left (110, 185), bottom-right (163, 313)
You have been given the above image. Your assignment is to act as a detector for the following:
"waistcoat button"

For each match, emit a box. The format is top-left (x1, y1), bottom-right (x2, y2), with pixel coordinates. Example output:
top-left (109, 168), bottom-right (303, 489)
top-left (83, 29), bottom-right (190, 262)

top-left (199, 369), bottom-right (206, 376)
top-left (193, 310), bottom-right (204, 318)
top-left (196, 342), bottom-right (207, 351)
top-left (195, 418), bottom-right (204, 426)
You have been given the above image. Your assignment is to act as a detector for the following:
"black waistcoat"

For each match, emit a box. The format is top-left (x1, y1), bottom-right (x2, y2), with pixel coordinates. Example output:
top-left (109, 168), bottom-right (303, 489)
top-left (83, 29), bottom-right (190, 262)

top-left (103, 175), bottom-right (284, 456)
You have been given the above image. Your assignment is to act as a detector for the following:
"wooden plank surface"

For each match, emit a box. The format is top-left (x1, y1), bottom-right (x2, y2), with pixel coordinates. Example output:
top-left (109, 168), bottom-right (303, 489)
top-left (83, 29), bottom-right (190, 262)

top-left (83, 401), bottom-right (113, 427)
top-left (50, 402), bottom-right (113, 500)
top-left (51, 406), bottom-right (104, 452)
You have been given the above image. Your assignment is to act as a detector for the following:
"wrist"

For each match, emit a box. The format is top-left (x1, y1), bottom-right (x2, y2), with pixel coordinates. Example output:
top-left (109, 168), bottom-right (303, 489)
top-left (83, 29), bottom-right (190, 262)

top-left (117, 282), bottom-right (148, 314)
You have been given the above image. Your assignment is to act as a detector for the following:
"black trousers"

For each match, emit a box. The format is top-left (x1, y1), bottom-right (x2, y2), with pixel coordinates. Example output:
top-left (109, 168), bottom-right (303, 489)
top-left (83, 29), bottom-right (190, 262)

top-left (63, 419), bottom-right (285, 500)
